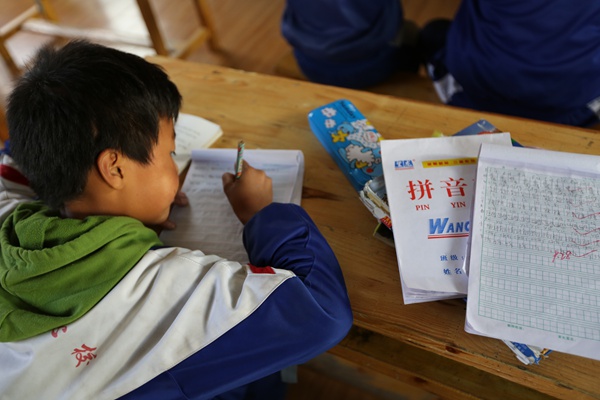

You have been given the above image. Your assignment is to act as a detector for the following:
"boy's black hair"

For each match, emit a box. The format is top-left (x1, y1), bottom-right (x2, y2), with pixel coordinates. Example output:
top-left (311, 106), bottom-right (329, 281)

top-left (6, 40), bottom-right (182, 210)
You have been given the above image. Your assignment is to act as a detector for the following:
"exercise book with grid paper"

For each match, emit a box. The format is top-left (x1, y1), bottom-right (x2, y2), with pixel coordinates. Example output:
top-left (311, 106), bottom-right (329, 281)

top-left (466, 143), bottom-right (600, 361)
top-left (160, 148), bottom-right (304, 264)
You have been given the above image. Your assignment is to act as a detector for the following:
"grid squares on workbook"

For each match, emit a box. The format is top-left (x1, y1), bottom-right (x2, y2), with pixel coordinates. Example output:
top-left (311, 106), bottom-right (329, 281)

top-left (477, 167), bottom-right (600, 342)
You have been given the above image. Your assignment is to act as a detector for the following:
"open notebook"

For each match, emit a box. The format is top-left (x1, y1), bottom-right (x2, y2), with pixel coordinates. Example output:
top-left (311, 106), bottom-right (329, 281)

top-left (173, 113), bottom-right (223, 173)
top-left (160, 149), bottom-right (304, 264)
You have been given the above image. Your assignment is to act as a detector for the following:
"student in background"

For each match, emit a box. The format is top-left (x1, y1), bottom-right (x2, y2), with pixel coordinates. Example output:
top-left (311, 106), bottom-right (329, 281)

top-left (0, 40), bottom-right (352, 399)
top-left (281, 0), bottom-right (420, 89)
top-left (420, 0), bottom-right (600, 127)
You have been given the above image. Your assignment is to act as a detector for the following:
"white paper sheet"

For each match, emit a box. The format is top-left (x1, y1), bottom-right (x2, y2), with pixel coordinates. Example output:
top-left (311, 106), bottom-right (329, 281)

top-left (160, 149), bottom-right (304, 264)
top-left (467, 143), bottom-right (600, 360)
top-left (381, 133), bottom-right (512, 304)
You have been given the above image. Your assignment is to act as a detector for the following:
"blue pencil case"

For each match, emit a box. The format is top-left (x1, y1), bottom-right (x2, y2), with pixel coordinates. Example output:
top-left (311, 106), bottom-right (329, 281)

top-left (308, 99), bottom-right (383, 191)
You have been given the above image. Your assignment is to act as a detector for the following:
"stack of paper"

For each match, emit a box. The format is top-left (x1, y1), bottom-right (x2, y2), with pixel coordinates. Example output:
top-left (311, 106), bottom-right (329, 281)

top-left (359, 175), bottom-right (391, 230)
top-left (380, 133), bottom-right (512, 304)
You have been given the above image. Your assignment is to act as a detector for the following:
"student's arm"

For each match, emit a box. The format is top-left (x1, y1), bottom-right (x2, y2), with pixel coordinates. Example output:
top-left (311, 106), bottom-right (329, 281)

top-left (222, 160), bottom-right (273, 224)
top-left (123, 203), bottom-right (353, 399)
top-left (0, 145), bottom-right (37, 221)
top-left (243, 202), bottom-right (352, 325)
top-left (188, 203), bottom-right (353, 394)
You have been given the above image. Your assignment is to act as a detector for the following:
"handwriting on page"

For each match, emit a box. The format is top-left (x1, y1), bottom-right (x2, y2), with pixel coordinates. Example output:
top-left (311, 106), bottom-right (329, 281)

top-left (177, 161), bottom-right (247, 262)
top-left (478, 166), bottom-right (600, 342)
top-left (162, 155), bottom-right (299, 264)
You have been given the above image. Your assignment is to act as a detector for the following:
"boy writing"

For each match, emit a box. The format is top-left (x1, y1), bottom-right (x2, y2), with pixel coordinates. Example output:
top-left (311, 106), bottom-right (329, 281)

top-left (0, 40), bottom-right (352, 399)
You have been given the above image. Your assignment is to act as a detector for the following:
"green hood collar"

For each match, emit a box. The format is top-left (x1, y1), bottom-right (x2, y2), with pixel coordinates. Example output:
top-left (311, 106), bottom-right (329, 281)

top-left (0, 202), bottom-right (162, 341)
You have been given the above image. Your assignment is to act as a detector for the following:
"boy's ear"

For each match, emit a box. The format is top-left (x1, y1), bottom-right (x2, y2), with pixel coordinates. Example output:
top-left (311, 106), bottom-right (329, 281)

top-left (96, 149), bottom-right (125, 189)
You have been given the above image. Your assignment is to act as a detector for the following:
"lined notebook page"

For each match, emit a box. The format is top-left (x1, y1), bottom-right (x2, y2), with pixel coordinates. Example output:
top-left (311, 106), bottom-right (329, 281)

top-left (160, 149), bottom-right (304, 264)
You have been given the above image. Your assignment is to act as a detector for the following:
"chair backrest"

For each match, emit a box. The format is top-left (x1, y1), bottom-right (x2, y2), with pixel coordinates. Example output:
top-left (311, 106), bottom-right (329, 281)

top-left (0, 0), bottom-right (219, 78)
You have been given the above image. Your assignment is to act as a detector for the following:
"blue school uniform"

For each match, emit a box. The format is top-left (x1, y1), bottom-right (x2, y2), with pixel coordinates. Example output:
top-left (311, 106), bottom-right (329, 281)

top-left (430, 0), bottom-right (600, 127)
top-left (281, 0), bottom-right (416, 88)
top-left (0, 151), bottom-right (353, 400)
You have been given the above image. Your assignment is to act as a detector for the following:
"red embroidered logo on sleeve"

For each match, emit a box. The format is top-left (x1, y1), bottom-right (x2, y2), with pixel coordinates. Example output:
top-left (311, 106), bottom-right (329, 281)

top-left (248, 264), bottom-right (275, 274)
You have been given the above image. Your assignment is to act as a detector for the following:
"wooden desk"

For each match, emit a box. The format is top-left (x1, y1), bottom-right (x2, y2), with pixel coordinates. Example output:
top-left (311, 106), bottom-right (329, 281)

top-left (149, 56), bottom-right (600, 400)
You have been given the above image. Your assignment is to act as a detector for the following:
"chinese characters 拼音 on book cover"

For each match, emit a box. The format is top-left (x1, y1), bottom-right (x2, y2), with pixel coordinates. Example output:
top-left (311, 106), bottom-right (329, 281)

top-left (381, 133), bottom-right (512, 304)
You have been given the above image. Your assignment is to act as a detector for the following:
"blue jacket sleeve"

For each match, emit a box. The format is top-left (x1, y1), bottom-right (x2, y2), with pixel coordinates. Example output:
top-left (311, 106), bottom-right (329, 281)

top-left (123, 203), bottom-right (352, 399)
top-left (244, 202), bottom-right (352, 324)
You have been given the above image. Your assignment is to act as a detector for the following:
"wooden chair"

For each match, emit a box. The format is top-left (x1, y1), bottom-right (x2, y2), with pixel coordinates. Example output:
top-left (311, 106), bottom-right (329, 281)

top-left (136, 0), bottom-right (219, 59)
top-left (0, 0), bottom-right (219, 76)
top-left (0, 0), bottom-right (57, 76)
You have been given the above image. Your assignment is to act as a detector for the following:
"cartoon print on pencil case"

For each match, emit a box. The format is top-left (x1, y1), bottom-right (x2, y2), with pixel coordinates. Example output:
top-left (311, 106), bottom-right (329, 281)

top-left (320, 107), bottom-right (382, 176)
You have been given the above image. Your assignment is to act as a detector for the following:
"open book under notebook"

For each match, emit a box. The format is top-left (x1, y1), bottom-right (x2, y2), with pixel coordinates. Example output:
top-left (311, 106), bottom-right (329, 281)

top-left (160, 149), bottom-right (304, 264)
top-left (173, 113), bottom-right (223, 173)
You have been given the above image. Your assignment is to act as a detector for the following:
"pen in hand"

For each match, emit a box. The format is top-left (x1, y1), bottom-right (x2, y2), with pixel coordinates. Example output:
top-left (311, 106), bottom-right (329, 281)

top-left (235, 140), bottom-right (244, 179)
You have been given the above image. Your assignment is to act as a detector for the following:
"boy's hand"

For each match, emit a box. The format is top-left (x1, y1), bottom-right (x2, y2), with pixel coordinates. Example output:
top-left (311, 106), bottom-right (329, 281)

top-left (154, 191), bottom-right (189, 231)
top-left (222, 161), bottom-right (273, 224)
